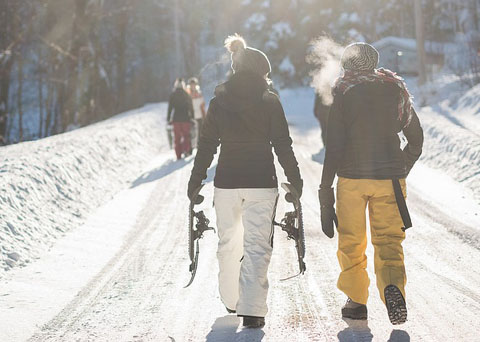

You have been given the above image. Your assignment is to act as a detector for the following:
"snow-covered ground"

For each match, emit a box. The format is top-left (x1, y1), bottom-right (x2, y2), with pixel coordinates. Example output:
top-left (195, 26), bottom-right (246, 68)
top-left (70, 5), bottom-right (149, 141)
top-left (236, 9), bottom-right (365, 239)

top-left (0, 104), bottom-right (168, 278)
top-left (1, 80), bottom-right (480, 341)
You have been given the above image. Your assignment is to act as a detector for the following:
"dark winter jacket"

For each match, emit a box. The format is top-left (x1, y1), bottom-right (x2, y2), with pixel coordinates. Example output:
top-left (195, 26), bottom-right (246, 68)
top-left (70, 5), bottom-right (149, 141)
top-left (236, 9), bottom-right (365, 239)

top-left (189, 71), bottom-right (302, 191)
top-left (314, 93), bottom-right (330, 145)
top-left (167, 88), bottom-right (194, 123)
top-left (320, 81), bottom-right (424, 188)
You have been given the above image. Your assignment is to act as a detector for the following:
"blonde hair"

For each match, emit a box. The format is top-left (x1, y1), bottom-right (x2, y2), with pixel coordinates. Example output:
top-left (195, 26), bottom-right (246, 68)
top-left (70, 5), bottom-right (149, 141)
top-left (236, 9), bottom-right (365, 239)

top-left (224, 33), bottom-right (247, 54)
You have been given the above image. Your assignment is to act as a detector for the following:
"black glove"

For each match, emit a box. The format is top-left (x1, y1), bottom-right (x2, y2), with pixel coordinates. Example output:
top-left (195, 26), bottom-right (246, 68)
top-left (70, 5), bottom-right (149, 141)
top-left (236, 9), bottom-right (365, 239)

top-left (187, 179), bottom-right (204, 205)
top-left (318, 187), bottom-right (338, 238)
top-left (285, 180), bottom-right (303, 203)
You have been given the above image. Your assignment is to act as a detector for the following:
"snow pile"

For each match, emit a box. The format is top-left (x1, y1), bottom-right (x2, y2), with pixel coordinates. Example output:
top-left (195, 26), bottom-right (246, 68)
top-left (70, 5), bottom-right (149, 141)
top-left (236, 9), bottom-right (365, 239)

top-left (0, 104), bottom-right (167, 278)
top-left (453, 83), bottom-right (480, 131)
top-left (417, 107), bottom-right (480, 202)
top-left (405, 77), bottom-right (480, 202)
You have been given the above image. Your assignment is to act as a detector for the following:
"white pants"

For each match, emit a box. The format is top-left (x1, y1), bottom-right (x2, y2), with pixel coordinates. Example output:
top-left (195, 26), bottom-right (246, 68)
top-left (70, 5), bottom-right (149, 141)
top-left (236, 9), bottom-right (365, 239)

top-left (214, 187), bottom-right (278, 317)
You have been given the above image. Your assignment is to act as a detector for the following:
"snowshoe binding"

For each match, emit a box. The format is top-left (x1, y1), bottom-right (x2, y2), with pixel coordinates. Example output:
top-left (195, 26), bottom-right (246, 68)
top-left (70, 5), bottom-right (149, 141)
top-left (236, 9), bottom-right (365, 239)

top-left (273, 183), bottom-right (306, 280)
top-left (184, 185), bottom-right (215, 288)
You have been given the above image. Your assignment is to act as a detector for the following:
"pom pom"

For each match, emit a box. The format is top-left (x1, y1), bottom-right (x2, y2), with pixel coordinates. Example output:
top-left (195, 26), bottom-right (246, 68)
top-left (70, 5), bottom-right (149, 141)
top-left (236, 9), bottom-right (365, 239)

top-left (224, 33), bottom-right (246, 54)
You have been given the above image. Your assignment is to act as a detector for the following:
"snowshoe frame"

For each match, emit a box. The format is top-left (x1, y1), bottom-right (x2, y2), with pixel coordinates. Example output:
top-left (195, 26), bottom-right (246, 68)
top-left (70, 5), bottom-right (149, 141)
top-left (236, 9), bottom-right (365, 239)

top-left (185, 184), bottom-right (215, 288)
top-left (273, 183), bottom-right (306, 280)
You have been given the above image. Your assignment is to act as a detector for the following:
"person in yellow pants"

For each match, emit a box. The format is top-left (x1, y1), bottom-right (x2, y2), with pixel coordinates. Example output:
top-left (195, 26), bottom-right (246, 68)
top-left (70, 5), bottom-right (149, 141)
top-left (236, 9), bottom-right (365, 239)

top-left (319, 43), bottom-right (423, 325)
top-left (336, 178), bottom-right (407, 305)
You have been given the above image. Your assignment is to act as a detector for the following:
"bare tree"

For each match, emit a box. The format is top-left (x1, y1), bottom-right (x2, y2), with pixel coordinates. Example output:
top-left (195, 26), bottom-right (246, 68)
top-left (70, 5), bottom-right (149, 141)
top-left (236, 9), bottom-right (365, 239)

top-left (0, 0), bottom-right (18, 144)
top-left (414, 0), bottom-right (427, 85)
top-left (115, 0), bottom-right (130, 112)
top-left (63, 0), bottom-right (89, 131)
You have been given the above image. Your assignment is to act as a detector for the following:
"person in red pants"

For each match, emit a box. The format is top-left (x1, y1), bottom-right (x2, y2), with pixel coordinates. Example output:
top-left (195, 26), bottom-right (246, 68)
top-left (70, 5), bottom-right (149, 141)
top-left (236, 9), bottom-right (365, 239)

top-left (168, 78), bottom-right (194, 159)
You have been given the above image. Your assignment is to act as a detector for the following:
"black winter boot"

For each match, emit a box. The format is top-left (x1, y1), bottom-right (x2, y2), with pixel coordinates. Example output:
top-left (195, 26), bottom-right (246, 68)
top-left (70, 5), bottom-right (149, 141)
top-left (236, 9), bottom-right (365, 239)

top-left (341, 298), bottom-right (368, 320)
top-left (384, 285), bottom-right (407, 325)
top-left (242, 316), bottom-right (265, 328)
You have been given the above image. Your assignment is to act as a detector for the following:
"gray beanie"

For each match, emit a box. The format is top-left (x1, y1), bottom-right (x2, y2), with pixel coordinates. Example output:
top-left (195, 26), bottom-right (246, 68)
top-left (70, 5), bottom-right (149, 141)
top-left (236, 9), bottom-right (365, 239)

top-left (224, 34), bottom-right (271, 76)
top-left (341, 42), bottom-right (379, 71)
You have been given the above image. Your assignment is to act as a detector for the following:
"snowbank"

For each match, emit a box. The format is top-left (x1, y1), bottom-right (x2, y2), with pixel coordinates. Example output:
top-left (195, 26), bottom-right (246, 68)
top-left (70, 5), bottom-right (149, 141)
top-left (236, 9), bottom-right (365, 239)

top-left (0, 104), bottom-right (168, 278)
top-left (417, 107), bottom-right (480, 202)
top-left (405, 76), bottom-right (480, 202)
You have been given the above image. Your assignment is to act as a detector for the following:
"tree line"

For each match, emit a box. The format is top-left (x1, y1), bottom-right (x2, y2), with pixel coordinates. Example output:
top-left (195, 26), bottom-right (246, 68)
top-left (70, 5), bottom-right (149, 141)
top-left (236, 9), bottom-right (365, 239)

top-left (1, 0), bottom-right (478, 145)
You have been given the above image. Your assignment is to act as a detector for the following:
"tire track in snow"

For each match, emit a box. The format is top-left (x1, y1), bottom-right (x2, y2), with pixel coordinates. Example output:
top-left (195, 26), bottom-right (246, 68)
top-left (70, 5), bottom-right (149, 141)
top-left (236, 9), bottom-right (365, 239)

top-left (28, 156), bottom-right (196, 341)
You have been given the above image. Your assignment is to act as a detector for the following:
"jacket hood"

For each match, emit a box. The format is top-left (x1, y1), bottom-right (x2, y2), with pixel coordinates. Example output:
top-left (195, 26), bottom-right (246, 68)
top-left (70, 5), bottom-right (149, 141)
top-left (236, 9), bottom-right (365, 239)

top-left (214, 71), bottom-right (268, 112)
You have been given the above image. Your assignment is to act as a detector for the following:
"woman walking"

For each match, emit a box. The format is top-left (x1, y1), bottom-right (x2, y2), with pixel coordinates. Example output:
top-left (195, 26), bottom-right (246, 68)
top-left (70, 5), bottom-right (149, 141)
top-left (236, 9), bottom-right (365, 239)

top-left (186, 77), bottom-right (206, 149)
top-left (167, 78), bottom-right (194, 159)
top-left (319, 43), bottom-right (424, 324)
top-left (187, 34), bottom-right (302, 328)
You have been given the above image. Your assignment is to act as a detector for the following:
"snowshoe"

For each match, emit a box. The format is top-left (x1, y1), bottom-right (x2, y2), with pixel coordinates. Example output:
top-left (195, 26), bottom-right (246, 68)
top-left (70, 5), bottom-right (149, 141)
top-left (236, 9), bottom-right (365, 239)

top-left (273, 183), bottom-right (306, 280)
top-left (184, 185), bottom-right (215, 288)
top-left (341, 298), bottom-right (368, 320)
top-left (384, 285), bottom-right (407, 325)
top-left (242, 316), bottom-right (265, 328)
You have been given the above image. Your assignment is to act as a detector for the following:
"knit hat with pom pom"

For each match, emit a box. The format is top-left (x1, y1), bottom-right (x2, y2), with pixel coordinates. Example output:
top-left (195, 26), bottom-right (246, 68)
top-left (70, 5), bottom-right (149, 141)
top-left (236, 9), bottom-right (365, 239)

top-left (224, 34), bottom-right (271, 76)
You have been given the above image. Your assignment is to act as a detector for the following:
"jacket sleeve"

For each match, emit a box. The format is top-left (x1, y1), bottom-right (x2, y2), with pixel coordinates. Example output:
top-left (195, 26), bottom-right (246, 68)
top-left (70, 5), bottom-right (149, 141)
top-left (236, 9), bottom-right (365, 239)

top-left (269, 95), bottom-right (303, 188)
top-left (320, 93), bottom-right (346, 189)
top-left (402, 108), bottom-right (423, 174)
top-left (189, 99), bottom-right (220, 187)
top-left (167, 94), bottom-right (173, 122)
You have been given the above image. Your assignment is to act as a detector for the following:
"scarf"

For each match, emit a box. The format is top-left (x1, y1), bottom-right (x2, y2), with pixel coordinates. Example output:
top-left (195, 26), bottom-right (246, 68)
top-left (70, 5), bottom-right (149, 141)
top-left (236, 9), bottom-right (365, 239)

top-left (333, 68), bottom-right (413, 126)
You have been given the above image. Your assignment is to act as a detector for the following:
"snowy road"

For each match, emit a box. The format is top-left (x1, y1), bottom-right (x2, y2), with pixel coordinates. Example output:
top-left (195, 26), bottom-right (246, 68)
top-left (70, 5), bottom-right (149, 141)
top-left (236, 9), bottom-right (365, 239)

top-left (1, 100), bottom-right (480, 341)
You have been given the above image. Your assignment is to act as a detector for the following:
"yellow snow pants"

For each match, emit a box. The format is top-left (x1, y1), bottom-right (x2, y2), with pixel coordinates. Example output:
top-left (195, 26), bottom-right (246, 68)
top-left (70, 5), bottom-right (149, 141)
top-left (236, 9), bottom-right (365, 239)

top-left (336, 177), bottom-right (407, 305)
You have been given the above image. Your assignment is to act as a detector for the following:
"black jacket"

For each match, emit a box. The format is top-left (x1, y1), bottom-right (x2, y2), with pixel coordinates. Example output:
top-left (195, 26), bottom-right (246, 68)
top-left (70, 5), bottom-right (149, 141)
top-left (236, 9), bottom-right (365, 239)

top-left (314, 93), bottom-right (330, 145)
top-left (167, 88), bottom-right (194, 123)
top-left (189, 71), bottom-right (302, 190)
top-left (321, 81), bottom-right (424, 188)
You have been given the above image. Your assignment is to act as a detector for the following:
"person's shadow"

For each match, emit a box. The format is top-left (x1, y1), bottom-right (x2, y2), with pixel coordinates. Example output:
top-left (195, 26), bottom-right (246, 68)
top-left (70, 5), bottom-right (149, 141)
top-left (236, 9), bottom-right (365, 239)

top-left (337, 318), bottom-right (410, 342)
top-left (205, 315), bottom-right (265, 342)
top-left (130, 158), bottom-right (192, 188)
top-left (337, 318), bottom-right (373, 342)
top-left (388, 329), bottom-right (410, 342)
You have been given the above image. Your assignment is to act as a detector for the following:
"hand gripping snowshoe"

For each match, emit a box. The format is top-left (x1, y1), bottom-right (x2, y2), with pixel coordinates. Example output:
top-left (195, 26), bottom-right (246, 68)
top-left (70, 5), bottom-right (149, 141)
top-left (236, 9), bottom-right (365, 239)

top-left (184, 185), bottom-right (215, 288)
top-left (273, 183), bottom-right (306, 280)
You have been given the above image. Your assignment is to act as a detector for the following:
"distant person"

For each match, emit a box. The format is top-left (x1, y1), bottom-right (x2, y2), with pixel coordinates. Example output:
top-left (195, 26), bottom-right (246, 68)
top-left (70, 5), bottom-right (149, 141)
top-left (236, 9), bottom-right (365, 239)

top-left (313, 93), bottom-right (329, 146)
top-left (186, 77), bottom-right (206, 149)
top-left (188, 34), bottom-right (302, 329)
top-left (167, 78), bottom-right (194, 160)
top-left (319, 43), bottom-right (423, 324)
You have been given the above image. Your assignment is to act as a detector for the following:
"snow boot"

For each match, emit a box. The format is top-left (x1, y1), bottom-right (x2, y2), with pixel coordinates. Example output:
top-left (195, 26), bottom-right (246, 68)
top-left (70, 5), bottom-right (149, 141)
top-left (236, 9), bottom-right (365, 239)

top-left (225, 306), bottom-right (236, 314)
top-left (384, 285), bottom-right (407, 325)
top-left (242, 316), bottom-right (265, 328)
top-left (341, 298), bottom-right (368, 320)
